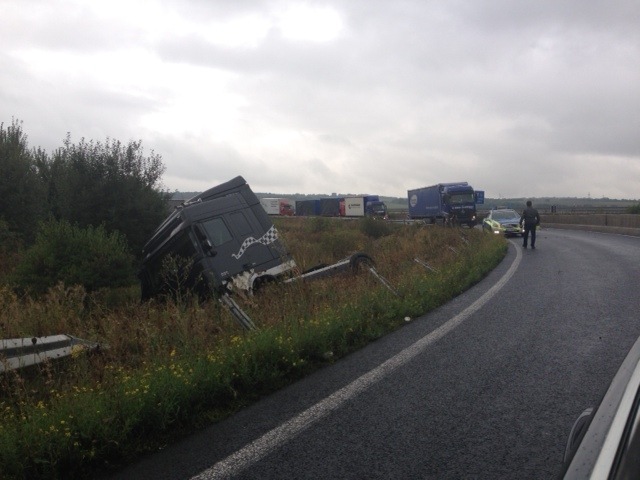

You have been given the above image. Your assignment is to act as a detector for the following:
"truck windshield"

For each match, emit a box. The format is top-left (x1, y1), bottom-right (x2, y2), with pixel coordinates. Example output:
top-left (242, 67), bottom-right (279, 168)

top-left (449, 193), bottom-right (475, 205)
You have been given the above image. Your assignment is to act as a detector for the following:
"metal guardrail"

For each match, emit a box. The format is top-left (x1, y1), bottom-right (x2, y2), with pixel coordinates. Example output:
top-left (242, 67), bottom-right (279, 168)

top-left (0, 334), bottom-right (100, 372)
top-left (388, 206), bottom-right (636, 218)
top-left (484, 206), bottom-right (633, 215)
top-left (386, 209), bottom-right (640, 235)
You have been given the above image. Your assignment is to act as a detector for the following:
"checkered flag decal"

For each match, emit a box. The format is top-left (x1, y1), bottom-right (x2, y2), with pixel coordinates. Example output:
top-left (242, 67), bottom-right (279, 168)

top-left (232, 225), bottom-right (279, 259)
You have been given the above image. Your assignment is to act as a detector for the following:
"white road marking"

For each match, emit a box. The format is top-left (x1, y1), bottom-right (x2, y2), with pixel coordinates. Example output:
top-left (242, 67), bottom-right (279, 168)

top-left (193, 242), bottom-right (523, 479)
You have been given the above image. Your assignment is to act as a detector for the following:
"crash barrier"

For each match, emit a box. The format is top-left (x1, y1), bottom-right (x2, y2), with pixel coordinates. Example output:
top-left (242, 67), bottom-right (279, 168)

top-left (390, 210), bottom-right (640, 236)
top-left (540, 214), bottom-right (640, 237)
top-left (0, 334), bottom-right (100, 372)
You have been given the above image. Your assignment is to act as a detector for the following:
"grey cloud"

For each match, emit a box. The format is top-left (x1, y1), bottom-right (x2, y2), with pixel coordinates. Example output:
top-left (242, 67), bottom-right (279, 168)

top-left (1, 0), bottom-right (638, 198)
top-left (2, 2), bottom-right (137, 52)
top-left (1, 54), bottom-right (156, 152)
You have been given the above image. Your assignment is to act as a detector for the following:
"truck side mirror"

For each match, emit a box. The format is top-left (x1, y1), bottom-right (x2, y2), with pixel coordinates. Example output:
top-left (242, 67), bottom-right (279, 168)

top-left (195, 224), bottom-right (217, 257)
top-left (203, 239), bottom-right (217, 257)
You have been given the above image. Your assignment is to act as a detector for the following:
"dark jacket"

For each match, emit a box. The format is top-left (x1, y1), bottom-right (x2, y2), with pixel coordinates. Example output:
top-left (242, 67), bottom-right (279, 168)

top-left (520, 207), bottom-right (540, 226)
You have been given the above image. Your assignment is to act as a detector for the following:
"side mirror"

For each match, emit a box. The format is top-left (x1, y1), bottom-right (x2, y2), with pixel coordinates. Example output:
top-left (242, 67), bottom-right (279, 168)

top-left (194, 224), bottom-right (217, 257)
top-left (203, 239), bottom-right (217, 257)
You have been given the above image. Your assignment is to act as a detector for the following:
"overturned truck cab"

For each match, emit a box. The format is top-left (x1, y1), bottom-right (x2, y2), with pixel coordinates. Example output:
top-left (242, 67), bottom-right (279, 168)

top-left (140, 176), bottom-right (395, 330)
top-left (139, 176), bottom-right (297, 301)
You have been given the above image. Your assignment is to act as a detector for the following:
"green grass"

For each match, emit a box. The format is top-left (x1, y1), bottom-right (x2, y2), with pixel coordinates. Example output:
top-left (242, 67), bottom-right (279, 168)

top-left (0, 219), bottom-right (507, 479)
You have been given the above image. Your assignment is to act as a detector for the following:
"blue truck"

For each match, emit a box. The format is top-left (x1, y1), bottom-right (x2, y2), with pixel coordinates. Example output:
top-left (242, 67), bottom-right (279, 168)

top-left (295, 199), bottom-right (321, 216)
top-left (362, 195), bottom-right (388, 218)
top-left (342, 195), bottom-right (386, 218)
top-left (407, 182), bottom-right (478, 227)
top-left (296, 196), bottom-right (387, 218)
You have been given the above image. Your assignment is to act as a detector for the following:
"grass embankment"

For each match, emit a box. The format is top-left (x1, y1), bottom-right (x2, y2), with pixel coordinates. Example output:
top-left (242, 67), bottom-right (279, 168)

top-left (0, 218), bottom-right (507, 479)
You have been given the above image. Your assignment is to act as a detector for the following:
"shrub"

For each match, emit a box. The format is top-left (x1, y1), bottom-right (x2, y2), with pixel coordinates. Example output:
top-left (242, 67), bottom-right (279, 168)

top-left (358, 216), bottom-right (394, 239)
top-left (12, 219), bottom-right (136, 295)
top-left (0, 219), bottom-right (23, 282)
top-left (306, 216), bottom-right (331, 233)
top-left (0, 120), bottom-right (48, 242)
top-left (45, 137), bottom-right (171, 258)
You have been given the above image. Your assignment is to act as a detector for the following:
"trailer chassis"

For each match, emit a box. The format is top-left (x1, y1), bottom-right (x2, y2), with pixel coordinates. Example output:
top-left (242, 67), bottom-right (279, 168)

top-left (222, 252), bottom-right (397, 330)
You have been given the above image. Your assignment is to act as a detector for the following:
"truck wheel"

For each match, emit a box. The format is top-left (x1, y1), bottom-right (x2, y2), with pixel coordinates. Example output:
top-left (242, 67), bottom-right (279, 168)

top-left (349, 252), bottom-right (374, 271)
top-left (252, 275), bottom-right (276, 293)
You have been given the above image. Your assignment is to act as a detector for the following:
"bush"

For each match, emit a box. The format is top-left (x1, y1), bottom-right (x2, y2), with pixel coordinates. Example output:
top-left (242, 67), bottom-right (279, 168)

top-left (358, 216), bottom-right (394, 239)
top-left (628, 204), bottom-right (640, 214)
top-left (306, 216), bottom-right (331, 233)
top-left (12, 219), bottom-right (136, 295)
top-left (0, 120), bottom-right (48, 241)
top-left (0, 219), bottom-right (23, 282)
top-left (44, 136), bottom-right (170, 257)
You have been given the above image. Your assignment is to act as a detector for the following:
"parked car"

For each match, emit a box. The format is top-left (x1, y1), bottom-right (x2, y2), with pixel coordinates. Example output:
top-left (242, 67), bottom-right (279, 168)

top-left (561, 334), bottom-right (640, 479)
top-left (482, 209), bottom-right (523, 237)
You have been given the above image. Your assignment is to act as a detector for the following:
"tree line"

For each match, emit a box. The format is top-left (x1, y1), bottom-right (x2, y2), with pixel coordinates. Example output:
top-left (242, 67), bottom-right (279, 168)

top-left (0, 119), bottom-right (170, 294)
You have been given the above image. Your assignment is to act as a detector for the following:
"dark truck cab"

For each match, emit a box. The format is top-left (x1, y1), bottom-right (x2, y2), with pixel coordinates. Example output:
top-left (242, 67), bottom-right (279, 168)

top-left (139, 176), bottom-right (296, 300)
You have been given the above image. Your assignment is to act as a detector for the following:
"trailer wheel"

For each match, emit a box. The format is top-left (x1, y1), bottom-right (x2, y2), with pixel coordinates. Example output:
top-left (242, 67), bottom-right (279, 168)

top-left (349, 252), bottom-right (374, 271)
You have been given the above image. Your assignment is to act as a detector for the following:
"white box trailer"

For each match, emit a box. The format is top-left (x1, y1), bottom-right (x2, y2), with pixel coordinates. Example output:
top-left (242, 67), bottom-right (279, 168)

top-left (260, 197), bottom-right (281, 215)
top-left (260, 197), bottom-right (295, 215)
top-left (344, 196), bottom-right (366, 216)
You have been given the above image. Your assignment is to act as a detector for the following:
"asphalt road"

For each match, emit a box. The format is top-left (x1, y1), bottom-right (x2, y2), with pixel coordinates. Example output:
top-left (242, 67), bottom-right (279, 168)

top-left (109, 228), bottom-right (640, 480)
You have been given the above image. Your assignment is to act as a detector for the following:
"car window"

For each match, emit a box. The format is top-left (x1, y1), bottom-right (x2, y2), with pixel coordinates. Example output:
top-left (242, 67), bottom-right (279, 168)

top-left (492, 210), bottom-right (519, 220)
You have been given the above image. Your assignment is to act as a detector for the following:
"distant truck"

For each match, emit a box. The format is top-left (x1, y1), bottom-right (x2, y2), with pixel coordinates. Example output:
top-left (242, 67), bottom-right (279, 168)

top-left (295, 199), bottom-right (321, 216)
top-left (364, 196), bottom-right (388, 218)
top-left (343, 195), bottom-right (388, 218)
top-left (408, 182), bottom-right (477, 227)
top-left (320, 198), bottom-right (343, 216)
top-left (295, 196), bottom-right (387, 218)
top-left (260, 197), bottom-right (294, 216)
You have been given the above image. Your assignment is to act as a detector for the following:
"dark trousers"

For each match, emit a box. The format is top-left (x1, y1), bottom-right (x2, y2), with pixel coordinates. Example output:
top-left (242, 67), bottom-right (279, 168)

top-left (523, 223), bottom-right (537, 247)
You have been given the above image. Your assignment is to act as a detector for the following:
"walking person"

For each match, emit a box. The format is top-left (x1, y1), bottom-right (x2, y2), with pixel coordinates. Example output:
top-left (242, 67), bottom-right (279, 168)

top-left (520, 200), bottom-right (540, 249)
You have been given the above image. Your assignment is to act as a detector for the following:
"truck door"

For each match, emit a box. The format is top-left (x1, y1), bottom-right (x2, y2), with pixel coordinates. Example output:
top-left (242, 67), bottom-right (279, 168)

top-left (225, 209), bottom-right (279, 269)
top-left (194, 209), bottom-right (284, 284)
top-left (194, 216), bottom-right (240, 284)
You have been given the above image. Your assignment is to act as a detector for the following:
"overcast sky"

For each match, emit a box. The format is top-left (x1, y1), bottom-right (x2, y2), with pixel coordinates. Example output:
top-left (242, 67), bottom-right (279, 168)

top-left (2, 0), bottom-right (639, 199)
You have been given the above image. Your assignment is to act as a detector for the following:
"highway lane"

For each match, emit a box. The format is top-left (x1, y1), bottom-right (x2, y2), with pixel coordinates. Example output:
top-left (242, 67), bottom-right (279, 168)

top-left (109, 228), bottom-right (640, 479)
